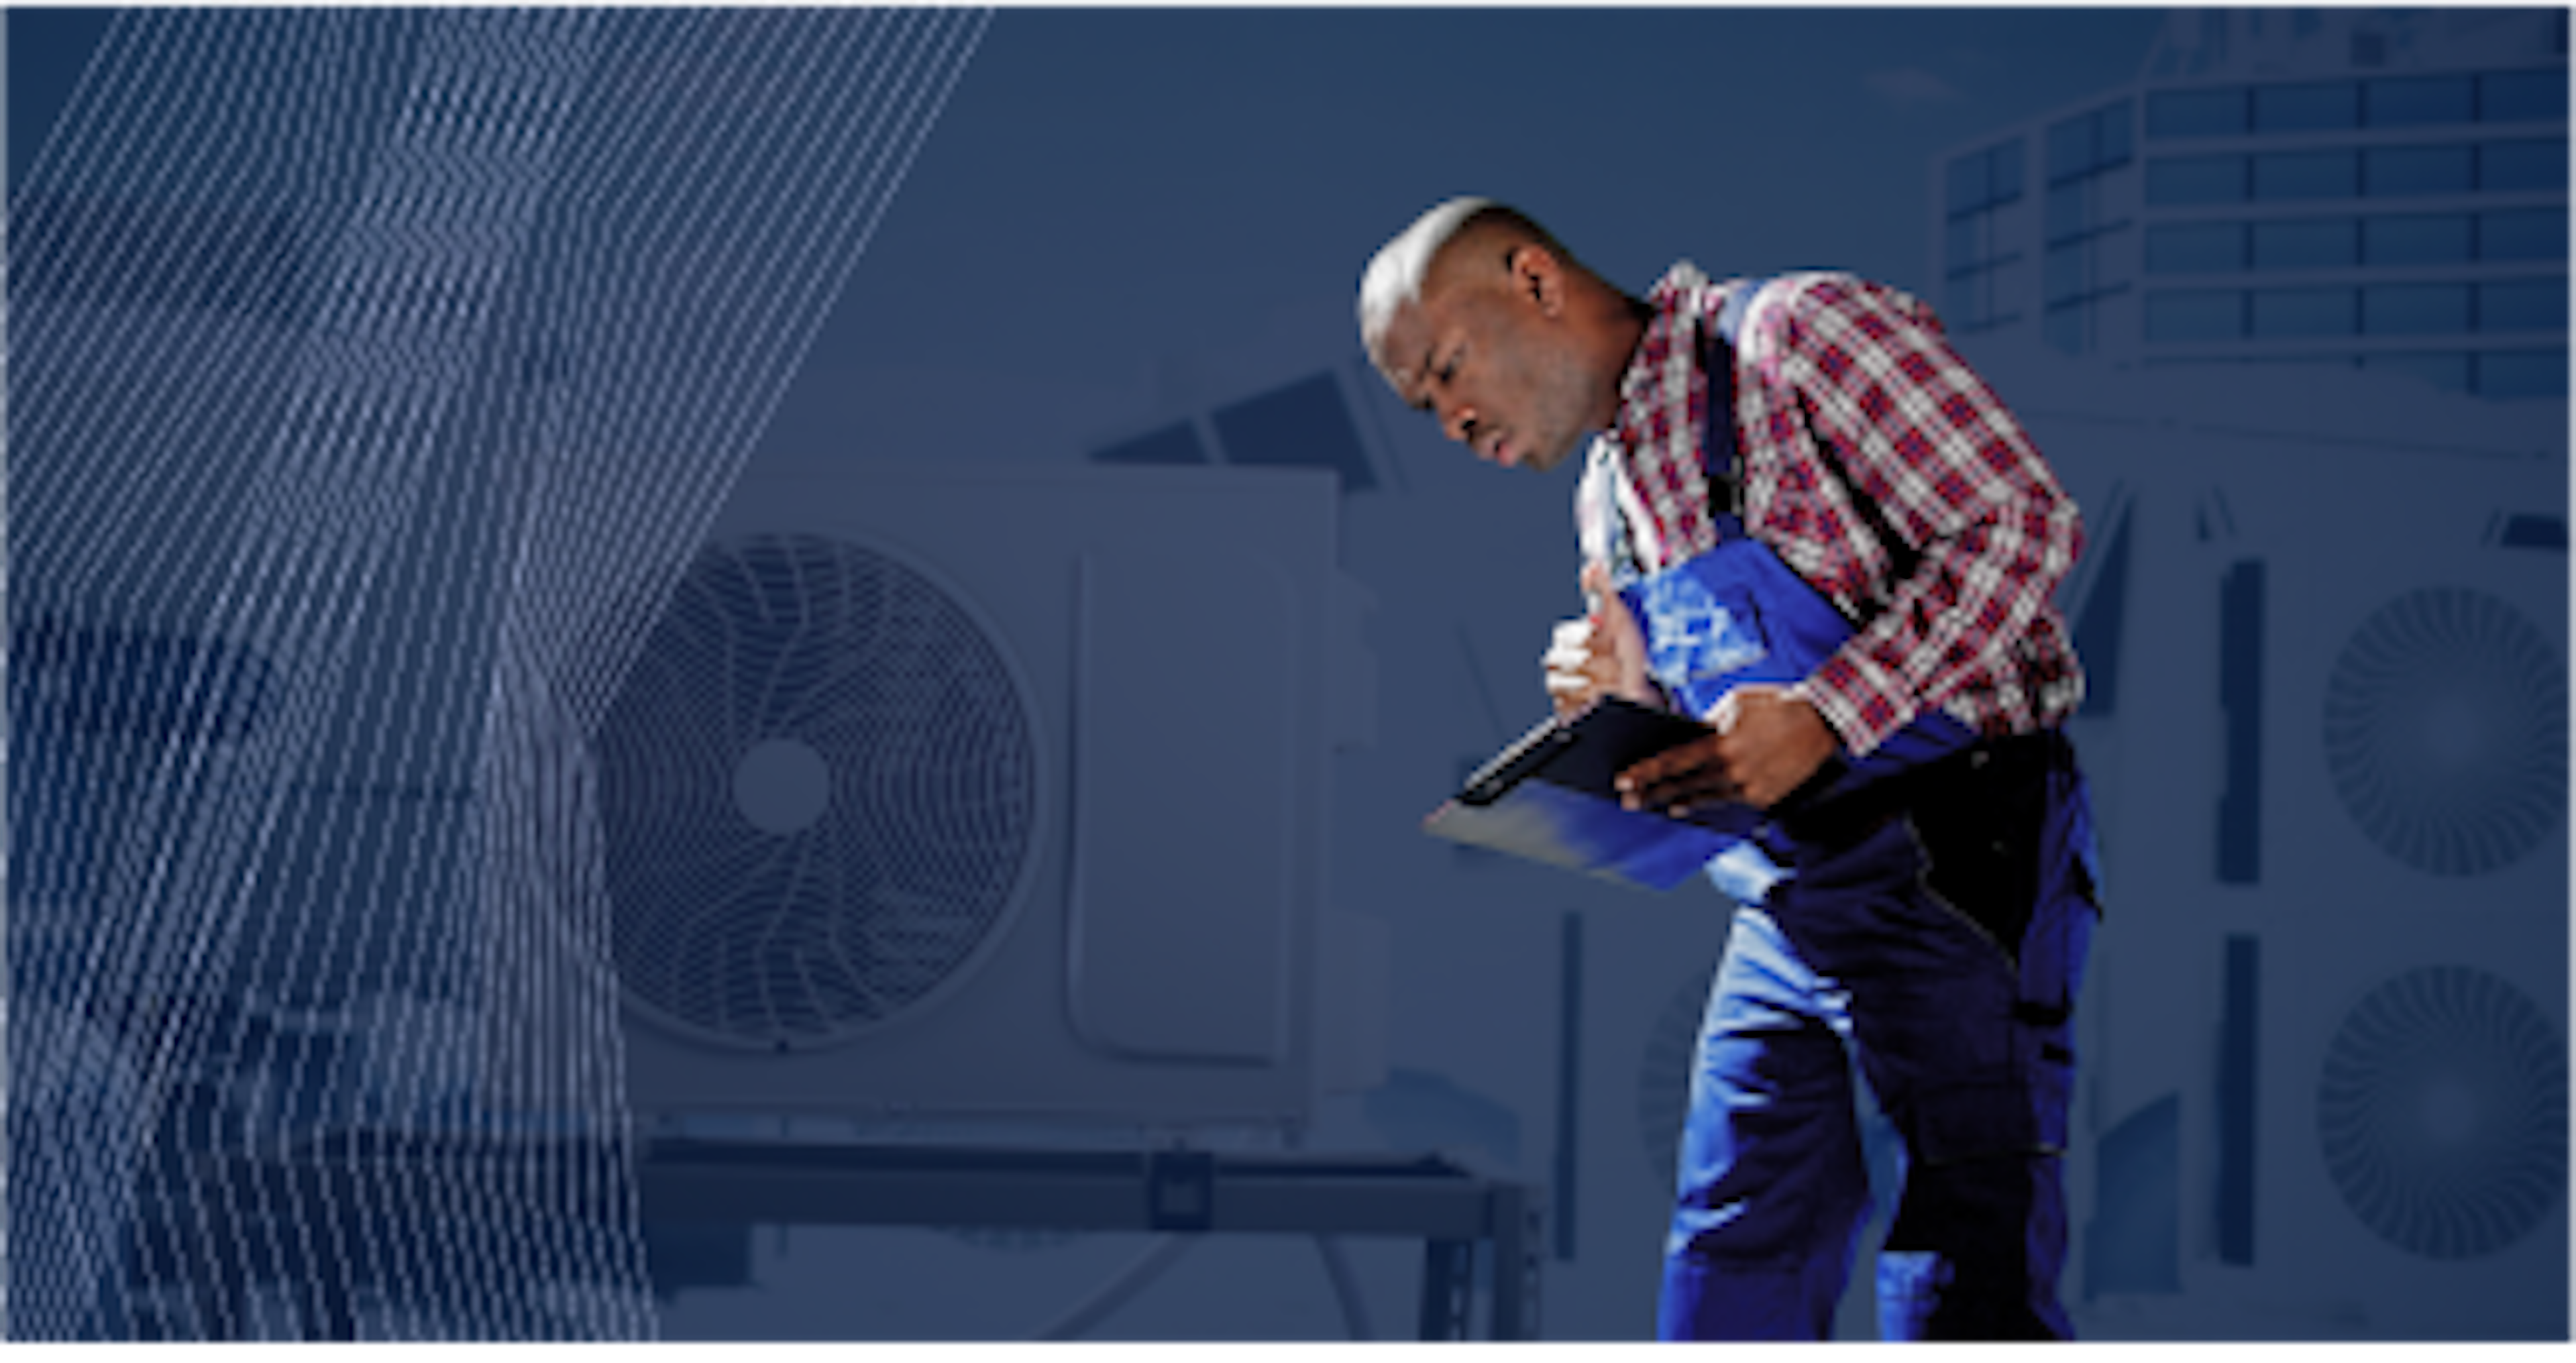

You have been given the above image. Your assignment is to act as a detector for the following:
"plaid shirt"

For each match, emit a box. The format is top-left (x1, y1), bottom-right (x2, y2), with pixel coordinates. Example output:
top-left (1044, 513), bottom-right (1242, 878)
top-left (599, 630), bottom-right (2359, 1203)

top-left (1587, 264), bottom-right (2086, 757)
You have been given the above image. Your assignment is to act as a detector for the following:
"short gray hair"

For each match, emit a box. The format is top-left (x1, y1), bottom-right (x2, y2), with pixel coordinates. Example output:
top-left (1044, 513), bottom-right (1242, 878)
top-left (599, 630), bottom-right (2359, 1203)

top-left (1356, 196), bottom-right (1496, 366)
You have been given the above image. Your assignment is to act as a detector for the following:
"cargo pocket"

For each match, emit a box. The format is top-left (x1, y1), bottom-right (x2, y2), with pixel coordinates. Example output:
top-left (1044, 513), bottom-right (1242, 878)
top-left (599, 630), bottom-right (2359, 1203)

top-left (1902, 742), bottom-right (2051, 970)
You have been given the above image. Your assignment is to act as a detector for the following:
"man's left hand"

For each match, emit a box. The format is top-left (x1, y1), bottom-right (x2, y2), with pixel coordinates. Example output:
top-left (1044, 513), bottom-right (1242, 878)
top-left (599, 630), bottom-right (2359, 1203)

top-left (1616, 684), bottom-right (1841, 814)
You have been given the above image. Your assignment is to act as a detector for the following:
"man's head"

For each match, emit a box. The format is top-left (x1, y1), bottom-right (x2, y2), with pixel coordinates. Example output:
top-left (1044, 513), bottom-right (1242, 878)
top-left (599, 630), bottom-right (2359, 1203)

top-left (1357, 197), bottom-right (1643, 474)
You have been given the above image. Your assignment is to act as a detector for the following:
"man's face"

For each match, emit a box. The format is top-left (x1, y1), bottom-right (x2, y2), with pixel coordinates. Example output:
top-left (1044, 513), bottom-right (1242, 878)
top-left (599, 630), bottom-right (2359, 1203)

top-left (1375, 253), bottom-right (1606, 475)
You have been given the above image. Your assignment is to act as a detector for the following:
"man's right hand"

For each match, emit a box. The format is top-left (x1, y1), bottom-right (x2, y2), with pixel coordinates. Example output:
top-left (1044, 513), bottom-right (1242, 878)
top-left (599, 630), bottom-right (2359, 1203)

top-left (1544, 561), bottom-right (1657, 716)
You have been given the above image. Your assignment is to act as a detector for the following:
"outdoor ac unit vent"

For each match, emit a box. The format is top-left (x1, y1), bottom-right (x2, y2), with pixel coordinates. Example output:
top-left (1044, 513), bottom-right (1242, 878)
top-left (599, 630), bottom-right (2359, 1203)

top-left (596, 531), bottom-right (1042, 1052)
top-left (2321, 586), bottom-right (2567, 879)
top-left (584, 459), bottom-right (1358, 1132)
top-left (2315, 963), bottom-right (2568, 1262)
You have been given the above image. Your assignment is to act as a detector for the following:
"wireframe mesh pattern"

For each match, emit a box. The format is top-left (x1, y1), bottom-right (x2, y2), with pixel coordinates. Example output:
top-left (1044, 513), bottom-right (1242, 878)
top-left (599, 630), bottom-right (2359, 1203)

top-left (597, 535), bottom-right (1039, 1049)
top-left (6, 8), bottom-right (989, 1340)
top-left (2322, 586), bottom-right (2569, 877)
top-left (2316, 965), bottom-right (2569, 1260)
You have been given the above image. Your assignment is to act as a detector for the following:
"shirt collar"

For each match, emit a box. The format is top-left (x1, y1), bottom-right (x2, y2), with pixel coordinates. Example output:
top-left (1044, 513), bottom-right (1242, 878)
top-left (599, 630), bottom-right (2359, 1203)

top-left (1596, 260), bottom-right (1727, 571)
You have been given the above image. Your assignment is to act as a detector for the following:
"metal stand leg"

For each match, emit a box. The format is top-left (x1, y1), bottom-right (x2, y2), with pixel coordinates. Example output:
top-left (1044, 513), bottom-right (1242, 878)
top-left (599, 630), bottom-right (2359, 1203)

top-left (1488, 1185), bottom-right (1534, 1341)
top-left (1417, 1239), bottom-right (1470, 1340)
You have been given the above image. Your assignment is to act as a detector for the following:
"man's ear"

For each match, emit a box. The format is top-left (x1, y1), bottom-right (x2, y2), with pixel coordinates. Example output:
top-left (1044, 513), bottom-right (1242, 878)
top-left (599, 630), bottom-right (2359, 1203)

top-left (1506, 243), bottom-right (1567, 317)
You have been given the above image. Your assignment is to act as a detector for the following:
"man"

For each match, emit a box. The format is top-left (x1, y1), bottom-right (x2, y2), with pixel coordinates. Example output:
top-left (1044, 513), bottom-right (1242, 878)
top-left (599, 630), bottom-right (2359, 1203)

top-left (1357, 198), bottom-right (2102, 1341)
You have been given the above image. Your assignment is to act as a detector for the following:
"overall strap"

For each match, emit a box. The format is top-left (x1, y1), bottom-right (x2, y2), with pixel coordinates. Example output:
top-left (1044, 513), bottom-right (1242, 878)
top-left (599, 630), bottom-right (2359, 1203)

top-left (1700, 274), bottom-right (1778, 525)
top-left (1708, 274), bottom-right (1927, 599)
top-left (1714, 274), bottom-right (1771, 350)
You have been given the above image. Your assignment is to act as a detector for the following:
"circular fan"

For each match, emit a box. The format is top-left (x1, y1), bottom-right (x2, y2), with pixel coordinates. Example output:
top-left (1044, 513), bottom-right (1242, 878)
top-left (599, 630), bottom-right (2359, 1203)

top-left (2316, 965), bottom-right (2568, 1260)
top-left (596, 533), bottom-right (1041, 1051)
top-left (2322, 586), bottom-right (2567, 877)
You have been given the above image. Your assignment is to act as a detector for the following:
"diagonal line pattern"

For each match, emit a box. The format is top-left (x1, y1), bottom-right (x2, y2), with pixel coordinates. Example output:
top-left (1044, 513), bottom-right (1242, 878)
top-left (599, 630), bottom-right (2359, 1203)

top-left (7, 8), bottom-right (989, 1340)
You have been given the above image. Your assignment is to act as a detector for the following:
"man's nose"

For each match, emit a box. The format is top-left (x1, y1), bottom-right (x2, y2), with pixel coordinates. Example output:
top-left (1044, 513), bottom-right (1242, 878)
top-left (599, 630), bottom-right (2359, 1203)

top-left (1438, 399), bottom-right (1477, 445)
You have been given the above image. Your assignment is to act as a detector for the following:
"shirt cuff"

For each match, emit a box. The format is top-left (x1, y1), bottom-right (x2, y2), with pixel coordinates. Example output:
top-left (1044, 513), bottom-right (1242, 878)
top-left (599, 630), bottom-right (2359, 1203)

top-left (1803, 650), bottom-right (1914, 759)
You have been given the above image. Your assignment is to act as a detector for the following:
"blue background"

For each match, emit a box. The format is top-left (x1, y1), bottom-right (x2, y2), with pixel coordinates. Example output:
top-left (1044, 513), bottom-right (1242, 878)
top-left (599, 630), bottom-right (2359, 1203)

top-left (8, 6), bottom-right (2566, 1344)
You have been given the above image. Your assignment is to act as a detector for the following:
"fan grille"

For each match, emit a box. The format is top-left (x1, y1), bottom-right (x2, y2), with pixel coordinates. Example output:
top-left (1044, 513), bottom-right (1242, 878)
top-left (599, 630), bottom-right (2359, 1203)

top-left (598, 533), bottom-right (1039, 1049)
top-left (2322, 586), bottom-right (2567, 877)
top-left (2316, 965), bottom-right (2568, 1260)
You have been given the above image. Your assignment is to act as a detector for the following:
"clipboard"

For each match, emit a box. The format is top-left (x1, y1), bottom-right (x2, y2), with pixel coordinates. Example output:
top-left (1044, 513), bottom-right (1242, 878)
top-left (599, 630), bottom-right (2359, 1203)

top-left (1423, 696), bottom-right (1753, 892)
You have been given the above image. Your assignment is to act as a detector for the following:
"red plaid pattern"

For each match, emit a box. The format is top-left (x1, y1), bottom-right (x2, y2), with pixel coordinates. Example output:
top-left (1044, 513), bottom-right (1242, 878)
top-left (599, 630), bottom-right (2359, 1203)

top-left (1599, 264), bottom-right (2087, 757)
top-left (1607, 269), bottom-right (1727, 565)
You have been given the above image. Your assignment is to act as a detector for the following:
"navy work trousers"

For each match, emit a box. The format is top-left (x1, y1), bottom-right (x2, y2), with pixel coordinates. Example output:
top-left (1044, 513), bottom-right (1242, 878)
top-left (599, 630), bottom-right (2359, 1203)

top-left (1656, 731), bottom-right (2099, 1341)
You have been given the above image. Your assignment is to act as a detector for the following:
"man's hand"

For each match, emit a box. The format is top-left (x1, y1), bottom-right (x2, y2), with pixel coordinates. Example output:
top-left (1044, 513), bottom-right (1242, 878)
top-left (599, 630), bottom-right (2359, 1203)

top-left (1544, 562), bottom-right (1655, 717)
top-left (1616, 684), bottom-right (1841, 814)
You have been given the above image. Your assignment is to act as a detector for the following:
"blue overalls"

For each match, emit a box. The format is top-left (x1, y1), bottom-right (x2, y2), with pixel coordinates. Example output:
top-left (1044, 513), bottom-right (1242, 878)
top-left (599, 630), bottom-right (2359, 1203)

top-left (1593, 281), bottom-right (2102, 1341)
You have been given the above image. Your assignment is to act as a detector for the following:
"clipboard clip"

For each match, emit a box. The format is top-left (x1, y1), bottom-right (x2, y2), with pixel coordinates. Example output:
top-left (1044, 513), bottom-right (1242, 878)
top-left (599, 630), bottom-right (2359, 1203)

top-left (1458, 716), bottom-right (1580, 807)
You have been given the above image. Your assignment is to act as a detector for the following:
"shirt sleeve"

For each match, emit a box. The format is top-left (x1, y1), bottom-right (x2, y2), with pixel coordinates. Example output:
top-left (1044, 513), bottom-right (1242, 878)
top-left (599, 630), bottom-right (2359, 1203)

top-left (1770, 278), bottom-right (2086, 755)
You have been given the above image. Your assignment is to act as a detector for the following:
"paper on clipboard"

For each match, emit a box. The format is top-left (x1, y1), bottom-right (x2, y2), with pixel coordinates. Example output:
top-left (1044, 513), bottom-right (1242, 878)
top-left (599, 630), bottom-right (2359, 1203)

top-left (1422, 696), bottom-right (1752, 892)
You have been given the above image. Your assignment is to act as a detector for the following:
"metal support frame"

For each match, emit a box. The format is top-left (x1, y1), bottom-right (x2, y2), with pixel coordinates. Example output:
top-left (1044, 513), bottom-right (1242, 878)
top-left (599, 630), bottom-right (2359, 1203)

top-left (639, 1138), bottom-right (1541, 1340)
top-left (140, 1134), bottom-right (1544, 1340)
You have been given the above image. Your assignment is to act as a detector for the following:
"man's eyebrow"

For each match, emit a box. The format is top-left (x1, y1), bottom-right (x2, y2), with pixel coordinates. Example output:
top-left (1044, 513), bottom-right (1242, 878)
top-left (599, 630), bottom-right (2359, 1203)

top-left (1405, 338), bottom-right (1440, 411)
